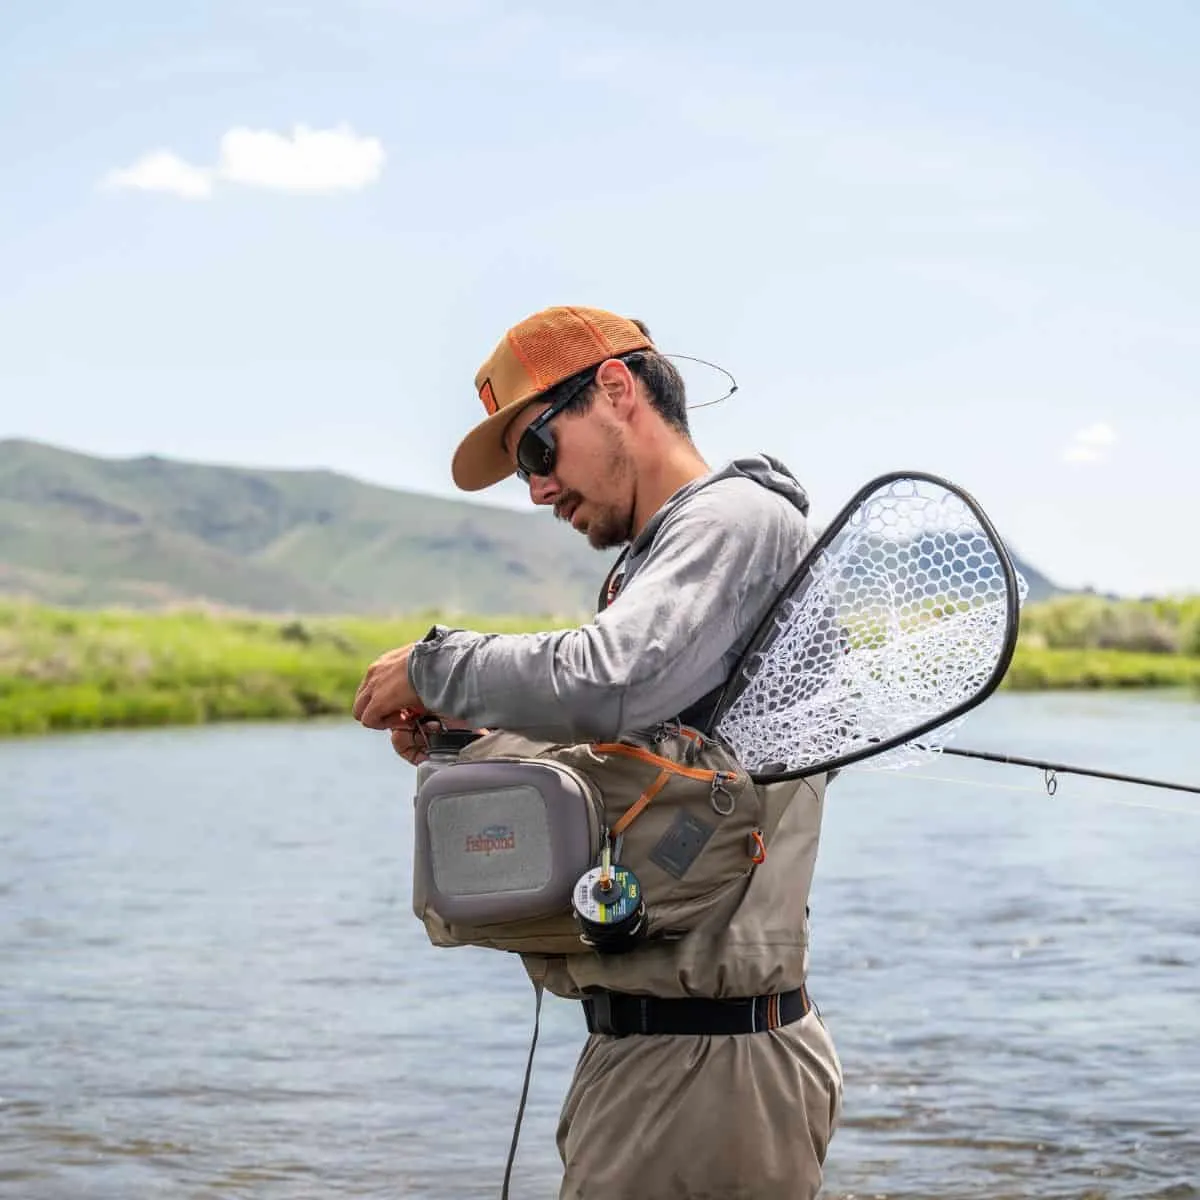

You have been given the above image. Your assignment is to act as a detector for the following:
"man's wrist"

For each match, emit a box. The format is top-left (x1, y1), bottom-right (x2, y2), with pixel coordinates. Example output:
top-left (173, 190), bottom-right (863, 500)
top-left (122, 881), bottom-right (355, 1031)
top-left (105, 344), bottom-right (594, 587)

top-left (408, 624), bottom-right (457, 702)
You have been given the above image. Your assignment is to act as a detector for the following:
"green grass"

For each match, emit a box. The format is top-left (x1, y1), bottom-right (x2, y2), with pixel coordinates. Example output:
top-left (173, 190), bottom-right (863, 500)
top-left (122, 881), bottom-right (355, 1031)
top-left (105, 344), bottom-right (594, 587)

top-left (1004, 644), bottom-right (1200, 691)
top-left (0, 602), bottom-right (550, 737)
top-left (1018, 593), bottom-right (1200, 655)
top-left (1, 598), bottom-right (1198, 738)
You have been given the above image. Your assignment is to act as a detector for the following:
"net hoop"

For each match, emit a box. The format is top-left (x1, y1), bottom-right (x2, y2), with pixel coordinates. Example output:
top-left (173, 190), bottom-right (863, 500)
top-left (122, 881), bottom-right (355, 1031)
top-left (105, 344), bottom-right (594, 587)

top-left (711, 471), bottom-right (1024, 783)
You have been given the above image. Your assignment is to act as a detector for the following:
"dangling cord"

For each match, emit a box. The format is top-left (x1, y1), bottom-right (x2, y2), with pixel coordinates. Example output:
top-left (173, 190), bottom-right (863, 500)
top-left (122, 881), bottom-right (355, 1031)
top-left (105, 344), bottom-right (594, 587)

top-left (666, 353), bottom-right (739, 411)
top-left (501, 972), bottom-right (545, 1199)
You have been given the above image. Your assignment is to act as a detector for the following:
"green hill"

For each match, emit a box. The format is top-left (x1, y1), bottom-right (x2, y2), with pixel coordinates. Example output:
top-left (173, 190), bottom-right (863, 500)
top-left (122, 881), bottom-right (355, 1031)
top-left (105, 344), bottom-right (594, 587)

top-left (0, 439), bottom-right (612, 616)
top-left (0, 438), bottom-right (1062, 615)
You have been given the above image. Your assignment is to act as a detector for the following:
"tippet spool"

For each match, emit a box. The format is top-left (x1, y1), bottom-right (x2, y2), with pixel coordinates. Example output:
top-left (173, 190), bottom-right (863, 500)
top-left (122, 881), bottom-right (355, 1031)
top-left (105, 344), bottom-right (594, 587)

top-left (572, 863), bottom-right (646, 954)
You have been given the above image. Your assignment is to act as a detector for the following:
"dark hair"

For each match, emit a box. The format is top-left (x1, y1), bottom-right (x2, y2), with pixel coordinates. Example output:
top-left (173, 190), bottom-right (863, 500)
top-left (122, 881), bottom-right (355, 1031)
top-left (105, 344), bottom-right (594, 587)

top-left (541, 319), bottom-right (690, 436)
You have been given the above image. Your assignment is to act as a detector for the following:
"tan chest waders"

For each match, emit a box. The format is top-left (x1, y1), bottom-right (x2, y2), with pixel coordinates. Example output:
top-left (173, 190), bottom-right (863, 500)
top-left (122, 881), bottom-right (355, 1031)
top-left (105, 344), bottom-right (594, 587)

top-left (410, 720), bottom-right (772, 1197)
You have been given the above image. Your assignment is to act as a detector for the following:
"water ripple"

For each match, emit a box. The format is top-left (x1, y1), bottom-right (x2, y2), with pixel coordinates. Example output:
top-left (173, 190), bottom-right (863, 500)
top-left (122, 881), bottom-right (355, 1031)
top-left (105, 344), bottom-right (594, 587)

top-left (2, 698), bottom-right (1197, 1199)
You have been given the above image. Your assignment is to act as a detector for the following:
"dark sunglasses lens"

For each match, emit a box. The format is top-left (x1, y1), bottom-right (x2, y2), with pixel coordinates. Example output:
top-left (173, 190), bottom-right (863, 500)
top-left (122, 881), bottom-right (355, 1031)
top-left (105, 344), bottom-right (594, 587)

top-left (517, 428), bottom-right (555, 481)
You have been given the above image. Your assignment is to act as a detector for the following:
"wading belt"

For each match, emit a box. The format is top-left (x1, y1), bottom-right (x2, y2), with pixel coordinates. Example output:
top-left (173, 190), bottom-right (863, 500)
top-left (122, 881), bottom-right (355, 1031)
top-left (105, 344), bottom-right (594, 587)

top-left (582, 983), bottom-right (811, 1037)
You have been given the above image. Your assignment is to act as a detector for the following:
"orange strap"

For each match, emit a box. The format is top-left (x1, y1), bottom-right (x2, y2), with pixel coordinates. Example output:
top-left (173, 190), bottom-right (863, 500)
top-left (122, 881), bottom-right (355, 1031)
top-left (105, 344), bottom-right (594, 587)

top-left (611, 769), bottom-right (671, 837)
top-left (589, 742), bottom-right (721, 783)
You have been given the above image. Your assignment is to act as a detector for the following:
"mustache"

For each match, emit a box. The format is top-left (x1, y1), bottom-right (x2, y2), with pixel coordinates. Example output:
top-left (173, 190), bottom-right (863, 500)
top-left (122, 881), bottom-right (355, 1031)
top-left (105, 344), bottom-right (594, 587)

top-left (554, 491), bottom-right (584, 521)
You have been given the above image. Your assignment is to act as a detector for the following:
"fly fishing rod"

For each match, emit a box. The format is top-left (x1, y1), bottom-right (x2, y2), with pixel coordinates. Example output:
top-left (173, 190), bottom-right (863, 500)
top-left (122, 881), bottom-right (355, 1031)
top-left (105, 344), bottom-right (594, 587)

top-left (938, 747), bottom-right (1200, 797)
top-left (708, 470), bottom-right (1199, 800)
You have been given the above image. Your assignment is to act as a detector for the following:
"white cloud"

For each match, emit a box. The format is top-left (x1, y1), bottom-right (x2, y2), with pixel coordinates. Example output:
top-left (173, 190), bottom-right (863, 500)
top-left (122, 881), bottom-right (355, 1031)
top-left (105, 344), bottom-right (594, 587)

top-left (1063, 422), bottom-right (1118, 465)
top-left (215, 124), bottom-right (384, 193)
top-left (99, 124), bottom-right (384, 199)
top-left (99, 151), bottom-right (213, 200)
top-left (1077, 422), bottom-right (1117, 446)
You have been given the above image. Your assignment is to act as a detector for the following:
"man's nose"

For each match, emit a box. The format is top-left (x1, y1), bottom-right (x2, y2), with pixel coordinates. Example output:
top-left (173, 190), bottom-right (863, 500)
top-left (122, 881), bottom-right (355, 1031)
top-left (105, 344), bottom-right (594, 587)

top-left (529, 473), bottom-right (559, 506)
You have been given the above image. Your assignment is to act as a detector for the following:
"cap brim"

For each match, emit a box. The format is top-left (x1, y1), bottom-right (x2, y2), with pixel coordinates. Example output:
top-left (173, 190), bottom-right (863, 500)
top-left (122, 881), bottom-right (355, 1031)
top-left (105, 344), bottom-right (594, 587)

top-left (451, 402), bottom-right (531, 491)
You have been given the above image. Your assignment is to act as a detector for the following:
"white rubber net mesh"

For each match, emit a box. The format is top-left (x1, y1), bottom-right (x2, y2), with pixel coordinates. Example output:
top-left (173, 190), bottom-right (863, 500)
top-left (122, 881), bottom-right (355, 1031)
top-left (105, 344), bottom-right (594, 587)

top-left (716, 476), bottom-right (1027, 776)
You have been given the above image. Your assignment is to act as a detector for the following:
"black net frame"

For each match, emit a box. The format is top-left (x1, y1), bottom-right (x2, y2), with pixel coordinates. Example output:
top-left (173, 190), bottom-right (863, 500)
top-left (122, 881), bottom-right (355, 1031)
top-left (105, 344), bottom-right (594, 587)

top-left (710, 471), bottom-right (1023, 783)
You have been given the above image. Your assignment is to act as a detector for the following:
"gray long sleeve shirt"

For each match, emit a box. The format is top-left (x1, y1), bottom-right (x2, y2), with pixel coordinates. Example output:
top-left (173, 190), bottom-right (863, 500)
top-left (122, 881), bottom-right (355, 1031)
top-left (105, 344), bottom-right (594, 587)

top-left (407, 454), bottom-right (815, 742)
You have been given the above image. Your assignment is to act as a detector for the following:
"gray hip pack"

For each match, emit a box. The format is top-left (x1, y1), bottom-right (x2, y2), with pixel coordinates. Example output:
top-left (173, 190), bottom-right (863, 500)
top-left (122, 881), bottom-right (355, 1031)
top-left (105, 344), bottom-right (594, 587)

top-left (411, 725), bottom-right (773, 956)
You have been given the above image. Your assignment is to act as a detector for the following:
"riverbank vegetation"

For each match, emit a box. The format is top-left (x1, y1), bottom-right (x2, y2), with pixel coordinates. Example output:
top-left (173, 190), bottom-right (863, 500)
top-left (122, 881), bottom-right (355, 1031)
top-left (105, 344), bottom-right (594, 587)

top-left (1018, 594), bottom-right (1200, 656)
top-left (0, 604), bottom-right (542, 737)
top-left (1, 596), bottom-right (1198, 737)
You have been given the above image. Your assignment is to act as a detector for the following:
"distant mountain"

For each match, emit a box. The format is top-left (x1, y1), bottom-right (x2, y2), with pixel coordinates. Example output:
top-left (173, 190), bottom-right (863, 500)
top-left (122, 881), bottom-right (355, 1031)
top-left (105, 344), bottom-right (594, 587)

top-left (0, 438), bottom-right (1063, 616)
top-left (0, 439), bottom-right (613, 616)
top-left (1006, 555), bottom-right (1059, 605)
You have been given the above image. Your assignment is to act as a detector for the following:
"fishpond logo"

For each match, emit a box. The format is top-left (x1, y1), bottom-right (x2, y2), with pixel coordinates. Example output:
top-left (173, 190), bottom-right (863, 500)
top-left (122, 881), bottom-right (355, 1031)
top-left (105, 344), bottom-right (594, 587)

top-left (464, 824), bottom-right (516, 855)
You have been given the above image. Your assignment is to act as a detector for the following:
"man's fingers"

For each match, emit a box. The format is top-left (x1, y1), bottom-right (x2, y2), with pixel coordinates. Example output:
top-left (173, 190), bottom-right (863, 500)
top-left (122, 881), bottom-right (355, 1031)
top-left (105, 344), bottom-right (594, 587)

top-left (367, 696), bottom-right (417, 730)
top-left (352, 668), bottom-right (395, 722)
top-left (360, 702), bottom-right (401, 730)
top-left (352, 667), bottom-right (378, 719)
top-left (351, 645), bottom-right (419, 725)
top-left (390, 726), bottom-right (429, 765)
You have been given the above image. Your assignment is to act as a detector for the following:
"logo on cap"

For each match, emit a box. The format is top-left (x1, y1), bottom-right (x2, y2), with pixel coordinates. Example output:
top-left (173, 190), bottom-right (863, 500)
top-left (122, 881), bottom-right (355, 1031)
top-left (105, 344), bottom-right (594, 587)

top-left (479, 378), bottom-right (498, 415)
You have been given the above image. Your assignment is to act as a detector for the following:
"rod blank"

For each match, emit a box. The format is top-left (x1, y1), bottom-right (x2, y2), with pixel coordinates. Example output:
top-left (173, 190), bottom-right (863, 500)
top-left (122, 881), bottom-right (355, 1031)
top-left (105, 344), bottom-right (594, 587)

top-left (939, 747), bottom-right (1200, 797)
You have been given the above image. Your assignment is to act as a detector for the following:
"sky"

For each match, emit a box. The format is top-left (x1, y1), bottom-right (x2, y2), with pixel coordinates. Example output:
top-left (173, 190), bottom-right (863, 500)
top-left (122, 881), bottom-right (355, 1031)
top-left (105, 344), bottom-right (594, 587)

top-left (1, 0), bottom-right (1197, 597)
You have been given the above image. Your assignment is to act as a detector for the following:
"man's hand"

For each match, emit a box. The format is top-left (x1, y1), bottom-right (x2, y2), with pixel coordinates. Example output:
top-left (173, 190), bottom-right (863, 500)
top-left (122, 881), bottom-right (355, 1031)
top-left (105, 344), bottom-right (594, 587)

top-left (353, 643), bottom-right (421, 729)
top-left (389, 710), bottom-right (480, 766)
top-left (389, 708), bottom-right (435, 765)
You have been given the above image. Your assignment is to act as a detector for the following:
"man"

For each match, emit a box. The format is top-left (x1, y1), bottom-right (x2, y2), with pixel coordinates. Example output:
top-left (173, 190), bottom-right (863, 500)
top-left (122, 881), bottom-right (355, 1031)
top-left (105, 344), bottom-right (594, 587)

top-left (353, 305), bottom-right (843, 1198)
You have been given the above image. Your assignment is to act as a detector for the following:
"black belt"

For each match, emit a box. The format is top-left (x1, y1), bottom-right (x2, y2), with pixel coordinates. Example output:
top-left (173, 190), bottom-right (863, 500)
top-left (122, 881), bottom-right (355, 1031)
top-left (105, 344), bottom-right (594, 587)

top-left (582, 983), bottom-right (811, 1037)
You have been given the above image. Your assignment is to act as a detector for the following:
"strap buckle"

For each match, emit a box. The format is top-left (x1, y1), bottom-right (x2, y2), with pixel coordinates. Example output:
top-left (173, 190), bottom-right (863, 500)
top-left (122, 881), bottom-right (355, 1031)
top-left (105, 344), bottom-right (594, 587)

top-left (583, 991), bottom-right (619, 1037)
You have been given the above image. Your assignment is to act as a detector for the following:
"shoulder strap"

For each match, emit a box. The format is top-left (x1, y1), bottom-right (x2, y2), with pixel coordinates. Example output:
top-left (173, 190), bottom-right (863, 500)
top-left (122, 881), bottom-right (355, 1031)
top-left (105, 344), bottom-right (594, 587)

top-left (676, 681), bottom-right (727, 737)
top-left (596, 546), bottom-right (631, 612)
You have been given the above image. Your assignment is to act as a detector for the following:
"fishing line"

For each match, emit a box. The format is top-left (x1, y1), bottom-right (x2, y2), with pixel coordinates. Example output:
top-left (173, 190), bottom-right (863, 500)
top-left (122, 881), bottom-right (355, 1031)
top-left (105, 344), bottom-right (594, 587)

top-left (940, 746), bottom-right (1200, 796)
top-left (878, 768), bottom-right (1200, 817)
top-left (881, 770), bottom-right (1044, 797)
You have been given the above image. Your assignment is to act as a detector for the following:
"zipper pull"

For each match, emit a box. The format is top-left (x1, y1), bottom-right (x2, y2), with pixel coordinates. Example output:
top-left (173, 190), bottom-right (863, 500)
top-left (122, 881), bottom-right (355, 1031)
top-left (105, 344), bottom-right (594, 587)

top-left (749, 828), bottom-right (767, 865)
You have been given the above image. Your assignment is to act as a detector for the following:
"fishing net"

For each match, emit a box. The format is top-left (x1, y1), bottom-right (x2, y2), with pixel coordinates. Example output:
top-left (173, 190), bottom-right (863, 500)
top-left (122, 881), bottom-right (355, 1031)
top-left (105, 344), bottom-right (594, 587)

top-left (714, 473), bottom-right (1026, 779)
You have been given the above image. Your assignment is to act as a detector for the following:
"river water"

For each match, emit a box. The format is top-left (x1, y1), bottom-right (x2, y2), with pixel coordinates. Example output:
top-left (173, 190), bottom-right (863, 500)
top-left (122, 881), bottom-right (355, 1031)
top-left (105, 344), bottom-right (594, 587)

top-left (2, 692), bottom-right (1198, 1199)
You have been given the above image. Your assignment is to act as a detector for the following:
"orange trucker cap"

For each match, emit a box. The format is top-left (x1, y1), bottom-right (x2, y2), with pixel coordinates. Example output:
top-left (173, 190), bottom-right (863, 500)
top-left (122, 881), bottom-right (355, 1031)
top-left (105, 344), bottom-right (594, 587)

top-left (451, 305), bottom-right (653, 491)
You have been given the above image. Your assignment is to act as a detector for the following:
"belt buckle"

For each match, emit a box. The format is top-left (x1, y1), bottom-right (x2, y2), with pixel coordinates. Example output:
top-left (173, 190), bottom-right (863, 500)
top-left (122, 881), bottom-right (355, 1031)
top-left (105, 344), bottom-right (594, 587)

top-left (585, 991), bottom-right (622, 1037)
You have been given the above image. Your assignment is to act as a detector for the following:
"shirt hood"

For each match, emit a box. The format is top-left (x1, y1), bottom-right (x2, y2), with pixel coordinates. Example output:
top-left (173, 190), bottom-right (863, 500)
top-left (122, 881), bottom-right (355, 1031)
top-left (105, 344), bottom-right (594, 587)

top-left (629, 454), bottom-right (810, 558)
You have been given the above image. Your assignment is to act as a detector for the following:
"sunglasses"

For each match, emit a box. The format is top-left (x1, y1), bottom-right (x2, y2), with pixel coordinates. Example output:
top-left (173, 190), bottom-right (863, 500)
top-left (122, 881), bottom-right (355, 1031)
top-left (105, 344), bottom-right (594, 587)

top-left (513, 369), bottom-right (598, 484)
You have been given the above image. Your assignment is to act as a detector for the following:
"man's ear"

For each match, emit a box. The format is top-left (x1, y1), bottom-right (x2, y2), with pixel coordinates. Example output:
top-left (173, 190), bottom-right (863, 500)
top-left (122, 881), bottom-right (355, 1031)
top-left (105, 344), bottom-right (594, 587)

top-left (595, 358), bottom-right (638, 420)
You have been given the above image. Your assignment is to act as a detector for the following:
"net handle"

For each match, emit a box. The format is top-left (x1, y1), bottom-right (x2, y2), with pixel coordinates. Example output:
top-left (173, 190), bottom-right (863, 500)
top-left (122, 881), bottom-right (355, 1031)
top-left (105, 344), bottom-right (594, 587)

top-left (710, 469), bottom-right (1024, 783)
